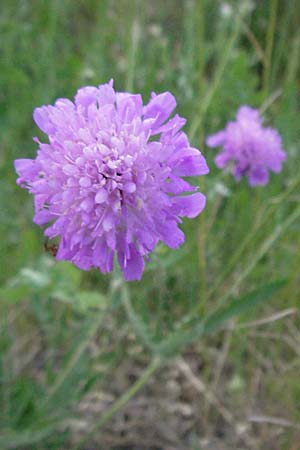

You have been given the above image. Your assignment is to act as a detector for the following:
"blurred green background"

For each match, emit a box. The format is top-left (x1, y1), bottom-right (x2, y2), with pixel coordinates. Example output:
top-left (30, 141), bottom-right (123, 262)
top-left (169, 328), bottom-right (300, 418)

top-left (1, 0), bottom-right (300, 449)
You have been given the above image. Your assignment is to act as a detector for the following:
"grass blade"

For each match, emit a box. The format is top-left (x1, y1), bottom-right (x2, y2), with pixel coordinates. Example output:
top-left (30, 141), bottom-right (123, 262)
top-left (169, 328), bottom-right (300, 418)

top-left (158, 280), bottom-right (286, 357)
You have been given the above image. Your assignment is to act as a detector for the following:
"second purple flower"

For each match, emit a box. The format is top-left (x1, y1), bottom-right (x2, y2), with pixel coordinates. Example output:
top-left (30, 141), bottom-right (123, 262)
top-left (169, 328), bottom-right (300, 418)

top-left (206, 105), bottom-right (286, 186)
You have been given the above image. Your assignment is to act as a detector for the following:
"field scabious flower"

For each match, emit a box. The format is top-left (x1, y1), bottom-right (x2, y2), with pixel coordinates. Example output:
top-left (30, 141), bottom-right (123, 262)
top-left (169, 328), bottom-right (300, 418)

top-left (15, 81), bottom-right (209, 280)
top-left (206, 105), bottom-right (286, 186)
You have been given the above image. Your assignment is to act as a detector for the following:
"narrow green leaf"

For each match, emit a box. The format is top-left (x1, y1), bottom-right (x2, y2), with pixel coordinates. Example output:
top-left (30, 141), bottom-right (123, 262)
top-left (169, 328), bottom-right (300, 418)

top-left (0, 285), bottom-right (32, 303)
top-left (74, 290), bottom-right (107, 311)
top-left (0, 423), bottom-right (60, 450)
top-left (44, 311), bottom-right (105, 407)
top-left (157, 280), bottom-right (286, 358)
top-left (121, 283), bottom-right (156, 351)
top-left (202, 279), bottom-right (287, 335)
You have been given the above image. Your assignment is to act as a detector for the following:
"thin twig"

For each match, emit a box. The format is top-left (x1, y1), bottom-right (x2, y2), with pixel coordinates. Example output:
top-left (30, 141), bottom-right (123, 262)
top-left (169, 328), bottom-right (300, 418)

top-left (216, 205), bottom-right (300, 309)
top-left (176, 357), bottom-right (256, 450)
top-left (211, 321), bottom-right (234, 391)
top-left (177, 358), bottom-right (234, 424)
top-left (263, 0), bottom-right (278, 94)
top-left (248, 415), bottom-right (300, 430)
top-left (248, 330), bottom-right (300, 357)
top-left (259, 89), bottom-right (282, 115)
top-left (74, 357), bottom-right (161, 450)
top-left (234, 308), bottom-right (297, 329)
top-left (189, 12), bottom-right (242, 141)
top-left (240, 18), bottom-right (266, 64)
top-left (126, 10), bottom-right (140, 92)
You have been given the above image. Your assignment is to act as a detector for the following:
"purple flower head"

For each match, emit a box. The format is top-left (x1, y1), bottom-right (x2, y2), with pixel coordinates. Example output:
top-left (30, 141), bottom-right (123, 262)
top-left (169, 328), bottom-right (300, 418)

top-left (206, 105), bottom-right (286, 186)
top-left (15, 80), bottom-right (209, 281)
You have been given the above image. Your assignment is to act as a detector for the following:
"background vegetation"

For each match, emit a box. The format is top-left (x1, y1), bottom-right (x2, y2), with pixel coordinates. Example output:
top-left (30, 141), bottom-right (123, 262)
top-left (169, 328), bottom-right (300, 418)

top-left (1, 0), bottom-right (300, 449)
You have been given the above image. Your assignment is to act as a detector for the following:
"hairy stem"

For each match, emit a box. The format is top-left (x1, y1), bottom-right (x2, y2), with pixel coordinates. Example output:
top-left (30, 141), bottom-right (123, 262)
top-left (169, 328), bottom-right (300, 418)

top-left (75, 357), bottom-right (161, 449)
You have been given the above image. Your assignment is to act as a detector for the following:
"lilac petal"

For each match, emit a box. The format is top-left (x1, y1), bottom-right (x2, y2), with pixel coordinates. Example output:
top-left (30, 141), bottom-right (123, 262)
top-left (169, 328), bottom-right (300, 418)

top-left (136, 229), bottom-right (157, 252)
top-left (55, 98), bottom-right (74, 109)
top-left (104, 250), bottom-right (114, 272)
top-left (154, 114), bottom-right (186, 135)
top-left (33, 209), bottom-right (54, 225)
top-left (102, 211), bottom-right (114, 231)
top-left (270, 159), bottom-right (284, 173)
top-left (123, 181), bottom-right (136, 193)
top-left (30, 179), bottom-right (50, 194)
top-left (164, 176), bottom-right (197, 194)
top-left (56, 239), bottom-right (69, 260)
top-left (99, 248), bottom-right (114, 273)
top-left (143, 92), bottom-right (176, 128)
top-left (119, 244), bottom-right (144, 281)
top-left (92, 239), bottom-right (104, 266)
top-left (75, 86), bottom-right (99, 108)
top-left (34, 193), bottom-right (48, 210)
top-left (95, 188), bottom-right (108, 204)
top-left (214, 152), bottom-right (231, 169)
top-left (33, 106), bottom-right (56, 134)
top-left (106, 229), bottom-right (117, 250)
top-left (81, 197), bottom-right (94, 212)
top-left (237, 105), bottom-right (262, 124)
top-left (147, 141), bottom-right (172, 162)
top-left (233, 164), bottom-right (244, 181)
top-left (117, 94), bottom-right (143, 120)
top-left (172, 149), bottom-right (209, 176)
top-left (206, 131), bottom-right (226, 148)
top-left (158, 220), bottom-right (185, 249)
top-left (79, 177), bottom-right (92, 187)
top-left (93, 239), bottom-right (114, 273)
top-left (249, 167), bottom-right (269, 186)
top-left (268, 149), bottom-right (286, 172)
top-left (172, 193), bottom-right (206, 218)
top-left (14, 159), bottom-right (36, 180)
top-left (170, 131), bottom-right (189, 149)
top-left (74, 255), bottom-right (93, 271)
top-left (98, 82), bottom-right (115, 105)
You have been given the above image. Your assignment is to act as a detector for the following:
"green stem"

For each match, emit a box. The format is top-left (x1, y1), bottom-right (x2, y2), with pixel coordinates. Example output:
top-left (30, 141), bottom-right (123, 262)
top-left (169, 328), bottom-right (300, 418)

top-left (44, 311), bottom-right (106, 406)
top-left (188, 13), bottom-right (241, 141)
top-left (182, 176), bottom-right (300, 324)
top-left (196, 0), bottom-right (207, 308)
top-left (44, 278), bottom-right (121, 406)
top-left (120, 281), bottom-right (155, 351)
top-left (74, 280), bottom-right (161, 449)
top-left (208, 176), bottom-right (300, 299)
top-left (285, 32), bottom-right (300, 86)
top-left (259, 88), bottom-right (282, 115)
top-left (271, 0), bottom-right (295, 85)
top-left (263, 0), bottom-right (278, 95)
top-left (0, 422), bottom-right (62, 450)
top-left (125, 0), bottom-right (140, 92)
top-left (75, 357), bottom-right (161, 449)
top-left (160, 204), bottom-right (300, 357)
top-left (209, 203), bottom-right (300, 316)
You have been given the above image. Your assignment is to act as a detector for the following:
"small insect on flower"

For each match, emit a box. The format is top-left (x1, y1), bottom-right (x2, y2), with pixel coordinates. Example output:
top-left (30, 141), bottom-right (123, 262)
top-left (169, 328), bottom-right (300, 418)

top-left (14, 80), bottom-right (209, 280)
top-left (44, 238), bottom-right (58, 257)
top-left (206, 105), bottom-right (286, 186)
